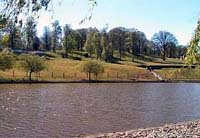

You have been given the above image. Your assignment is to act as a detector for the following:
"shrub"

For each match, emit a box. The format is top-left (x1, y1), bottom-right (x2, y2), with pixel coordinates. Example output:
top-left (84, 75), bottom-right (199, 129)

top-left (20, 55), bottom-right (46, 80)
top-left (81, 60), bottom-right (104, 81)
top-left (0, 49), bottom-right (14, 71)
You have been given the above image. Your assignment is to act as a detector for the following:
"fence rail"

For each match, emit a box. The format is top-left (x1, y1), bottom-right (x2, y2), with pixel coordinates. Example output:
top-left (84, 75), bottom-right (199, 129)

top-left (0, 70), bottom-right (159, 81)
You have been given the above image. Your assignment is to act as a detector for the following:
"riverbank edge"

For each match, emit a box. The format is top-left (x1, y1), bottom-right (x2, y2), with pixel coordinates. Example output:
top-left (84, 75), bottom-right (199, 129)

top-left (0, 79), bottom-right (200, 84)
top-left (83, 120), bottom-right (200, 138)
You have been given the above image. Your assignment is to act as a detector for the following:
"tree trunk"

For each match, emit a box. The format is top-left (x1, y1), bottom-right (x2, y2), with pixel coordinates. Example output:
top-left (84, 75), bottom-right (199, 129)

top-left (163, 45), bottom-right (166, 61)
top-left (95, 73), bottom-right (98, 80)
top-left (88, 72), bottom-right (91, 81)
top-left (29, 72), bottom-right (32, 81)
top-left (132, 48), bottom-right (134, 62)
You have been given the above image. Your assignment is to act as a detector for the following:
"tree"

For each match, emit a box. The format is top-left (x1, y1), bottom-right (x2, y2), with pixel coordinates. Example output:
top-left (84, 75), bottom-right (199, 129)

top-left (42, 26), bottom-right (51, 51)
top-left (0, 50), bottom-right (14, 71)
top-left (63, 24), bottom-right (74, 57)
top-left (125, 31), bottom-right (138, 61)
top-left (81, 60), bottom-right (104, 81)
top-left (167, 42), bottom-right (177, 58)
top-left (92, 32), bottom-right (102, 59)
top-left (0, 34), bottom-right (10, 48)
top-left (32, 37), bottom-right (40, 51)
top-left (185, 21), bottom-right (200, 66)
top-left (84, 29), bottom-right (97, 57)
top-left (20, 55), bottom-right (46, 80)
top-left (0, 0), bottom-right (51, 24)
top-left (0, 18), bottom-right (21, 50)
top-left (24, 17), bottom-right (37, 50)
top-left (108, 28), bottom-right (126, 60)
top-left (72, 31), bottom-right (82, 51)
top-left (76, 29), bottom-right (88, 50)
top-left (0, 0), bottom-right (97, 25)
top-left (177, 45), bottom-right (187, 59)
top-left (101, 32), bottom-right (112, 62)
top-left (135, 31), bottom-right (147, 55)
top-left (151, 31), bottom-right (178, 61)
top-left (0, 15), bottom-right (7, 29)
top-left (52, 20), bottom-right (62, 52)
top-left (7, 21), bottom-right (19, 49)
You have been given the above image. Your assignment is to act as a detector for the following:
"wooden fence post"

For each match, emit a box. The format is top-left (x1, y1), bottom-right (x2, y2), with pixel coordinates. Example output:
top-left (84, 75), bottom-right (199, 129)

top-left (107, 73), bottom-right (109, 78)
top-left (63, 73), bottom-right (65, 78)
top-left (137, 74), bottom-right (140, 80)
top-left (12, 70), bottom-right (15, 77)
top-left (38, 72), bottom-right (40, 78)
top-left (52, 72), bottom-right (54, 78)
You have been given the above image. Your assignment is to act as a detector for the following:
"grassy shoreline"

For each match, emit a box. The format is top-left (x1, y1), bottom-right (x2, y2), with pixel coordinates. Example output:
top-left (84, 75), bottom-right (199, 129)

top-left (1, 79), bottom-right (200, 84)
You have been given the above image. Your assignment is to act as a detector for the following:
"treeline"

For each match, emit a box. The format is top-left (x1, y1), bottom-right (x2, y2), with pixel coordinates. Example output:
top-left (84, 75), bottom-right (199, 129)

top-left (0, 17), bottom-right (187, 61)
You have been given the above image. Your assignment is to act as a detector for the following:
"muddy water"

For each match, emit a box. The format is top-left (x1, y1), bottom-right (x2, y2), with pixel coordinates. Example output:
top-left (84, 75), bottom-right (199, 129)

top-left (0, 83), bottom-right (200, 137)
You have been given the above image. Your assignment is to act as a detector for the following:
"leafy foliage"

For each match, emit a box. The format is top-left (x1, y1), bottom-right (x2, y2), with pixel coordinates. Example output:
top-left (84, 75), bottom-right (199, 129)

top-left (0, 34), bottom-right (10, 48)
top-left (24, 17), bottom-right (37, 50)
top-left (81, 60), bottom-right (104, 81)
top-left (0, 49), bottom-right (14, 71)
top-left (20, 55), bottom-right (46, 80)
top-left (52, 20), bottom-right (62, 52)
top-left (152, 31), bottom-right (178, 61)
top-left (63, 24), bottom-right (77, 57)
top-left (41, 26), bottom-right (51, 51)
top-left (92, 31), bottom-right (102, 59)
top-left (185, 21), bottom-right (200, 66)
top-left (84, 29), bottom-right (97, 57)
top-left (0, 0), bottom-right (97, 25)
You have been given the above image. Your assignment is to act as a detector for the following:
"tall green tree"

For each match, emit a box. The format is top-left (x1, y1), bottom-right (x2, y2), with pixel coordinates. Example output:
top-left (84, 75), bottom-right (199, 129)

top-left (108, 28), bottom-right (126, 60)
top-left (76, 29), bottom-right (88, 50)
top-left (185, 21), bottom-right (200, 65)
top-left (63, 24), bottom-right (73, 57)
top-left (52, 20), bottom-right (62, 52)
top-left (92, 32), bottom-right (102, 59)
top-left (84, 28), bottom-right (97, 57)
top-left (24, 17), bottom-right (37, 50)
top-left (125, 31), bottom-right (138, 61)
top-left (0, 50), bottom-right (14, 71)
top-left (72, 31), bottom-right (82, 51)
top-left (42, 26), bottom-right (51, 51)
top-left (101, 32), bottom-right (112, 62)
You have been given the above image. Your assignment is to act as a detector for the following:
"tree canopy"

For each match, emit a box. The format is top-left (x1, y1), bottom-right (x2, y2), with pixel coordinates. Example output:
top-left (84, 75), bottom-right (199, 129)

top-left (0, 0), bottom-right (97, 24)
top-left (185, 21), bottom-right (200, 66)
top-left (20, 55), bottom-right (46, 80)
top-left (152, 31), bottom-right (178, 61)
top-left (81, 60), bottom-right (104, 81)
top-left (0, 49), bottom-right (14, 71)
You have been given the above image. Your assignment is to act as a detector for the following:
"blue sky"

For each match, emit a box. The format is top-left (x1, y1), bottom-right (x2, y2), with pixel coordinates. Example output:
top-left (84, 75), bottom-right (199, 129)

top-left (37, 0), bottom-right (200, 45)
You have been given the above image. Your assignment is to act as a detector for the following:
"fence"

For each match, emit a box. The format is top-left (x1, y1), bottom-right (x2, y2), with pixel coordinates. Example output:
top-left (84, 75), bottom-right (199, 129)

top-left (0, 70), bottom-right (158, 81)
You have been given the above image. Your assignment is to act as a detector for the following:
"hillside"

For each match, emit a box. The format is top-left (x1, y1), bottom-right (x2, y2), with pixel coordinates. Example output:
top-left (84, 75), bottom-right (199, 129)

top-left (0, 51), bottom-right (187, 81)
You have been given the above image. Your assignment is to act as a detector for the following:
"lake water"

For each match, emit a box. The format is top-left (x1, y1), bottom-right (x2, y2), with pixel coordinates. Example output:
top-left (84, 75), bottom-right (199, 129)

top-left (0, 83), bottom-right (200, 137)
